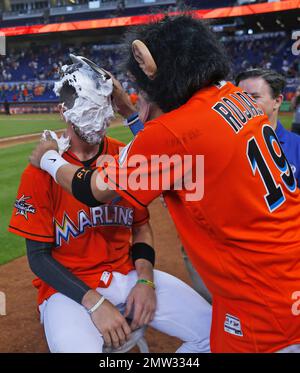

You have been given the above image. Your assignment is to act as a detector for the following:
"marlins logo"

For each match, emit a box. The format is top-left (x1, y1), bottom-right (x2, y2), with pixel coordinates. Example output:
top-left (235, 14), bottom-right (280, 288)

top-left (14, 195), bottom-right (36, 220)
top-left (54, 205), bottom-right (134, 246)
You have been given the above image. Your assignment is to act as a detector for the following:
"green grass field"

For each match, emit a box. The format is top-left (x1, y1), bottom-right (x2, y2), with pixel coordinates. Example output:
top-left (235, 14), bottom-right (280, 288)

top-left (279, 113), bottom-right (293, 130)
top-left (0, 114), bottom-right (64, 138)
top-left (0, 112), bottom-right (294, 140)
top-left (0, 113), bottom-right (293, 265)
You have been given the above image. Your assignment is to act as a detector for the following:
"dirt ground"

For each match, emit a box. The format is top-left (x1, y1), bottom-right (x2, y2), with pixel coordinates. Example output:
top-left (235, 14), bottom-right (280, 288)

top-left (0, 197), bottom-right (193, 353)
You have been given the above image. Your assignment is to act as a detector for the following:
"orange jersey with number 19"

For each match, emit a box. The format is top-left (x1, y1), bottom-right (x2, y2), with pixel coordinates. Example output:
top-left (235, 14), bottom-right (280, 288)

top-left (99, 81), bottom-right (300, 352)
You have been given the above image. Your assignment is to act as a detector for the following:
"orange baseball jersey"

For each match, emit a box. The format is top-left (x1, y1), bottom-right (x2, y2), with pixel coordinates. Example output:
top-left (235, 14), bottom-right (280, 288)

top-left (9, 136), bottom-right (149, 306)
top-left (99, 81), bottom-right (300, 352)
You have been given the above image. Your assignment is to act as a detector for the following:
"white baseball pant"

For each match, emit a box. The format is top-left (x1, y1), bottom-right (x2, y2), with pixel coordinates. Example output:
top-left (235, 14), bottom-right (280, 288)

top-left (39, 269), bottom-right (212, 353)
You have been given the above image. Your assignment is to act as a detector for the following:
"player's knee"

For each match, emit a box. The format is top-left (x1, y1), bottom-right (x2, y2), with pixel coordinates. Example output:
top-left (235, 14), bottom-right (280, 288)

top-left (176, 337), bottom-right (211, 353)
top-left (47, 329), bottom-right (103, 353)
top-left (44, 294), bottom-right (104, 353)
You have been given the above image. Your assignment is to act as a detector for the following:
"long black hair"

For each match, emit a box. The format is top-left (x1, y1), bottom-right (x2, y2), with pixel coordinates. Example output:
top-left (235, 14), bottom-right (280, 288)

top-left (123, 15), bottom-right (231, 112)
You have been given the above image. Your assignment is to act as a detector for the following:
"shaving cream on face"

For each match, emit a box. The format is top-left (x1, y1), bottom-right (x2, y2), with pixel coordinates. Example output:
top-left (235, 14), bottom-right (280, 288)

top-left (54, 57), bottom-right (114, 144)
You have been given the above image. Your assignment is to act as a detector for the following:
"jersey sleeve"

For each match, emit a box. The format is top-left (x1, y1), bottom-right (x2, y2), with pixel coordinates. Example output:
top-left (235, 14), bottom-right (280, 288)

top-left (98, 120), bottom-right (185, 209)
top-left (8, 166), bottom-right (55, 243)
top-left (132, 206), bottom-right (150, 227)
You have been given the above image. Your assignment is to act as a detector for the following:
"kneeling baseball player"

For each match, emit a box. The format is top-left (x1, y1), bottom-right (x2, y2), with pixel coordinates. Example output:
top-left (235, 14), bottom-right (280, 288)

top-left (8, 56), bottom-right (211, 353)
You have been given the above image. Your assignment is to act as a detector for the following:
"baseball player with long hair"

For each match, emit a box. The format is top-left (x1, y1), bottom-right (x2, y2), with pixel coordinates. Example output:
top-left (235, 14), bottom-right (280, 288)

top-left (9, 56), bottom-right (211, 353)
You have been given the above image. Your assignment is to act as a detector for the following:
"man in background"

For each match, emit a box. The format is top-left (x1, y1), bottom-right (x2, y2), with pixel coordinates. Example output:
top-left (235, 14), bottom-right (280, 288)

top-left (237, 69), bottom-right (300, 186)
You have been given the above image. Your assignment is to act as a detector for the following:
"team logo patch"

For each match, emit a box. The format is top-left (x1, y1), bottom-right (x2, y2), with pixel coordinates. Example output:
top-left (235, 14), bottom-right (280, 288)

top-left (14, 195), bottom-right (36, 220)
top-left (224, 314), bottom-right (243, 337)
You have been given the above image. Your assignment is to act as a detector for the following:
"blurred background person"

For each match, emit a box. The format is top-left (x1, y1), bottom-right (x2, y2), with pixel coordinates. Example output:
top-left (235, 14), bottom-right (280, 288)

top-left (291, 86), bottom-right (300, 135)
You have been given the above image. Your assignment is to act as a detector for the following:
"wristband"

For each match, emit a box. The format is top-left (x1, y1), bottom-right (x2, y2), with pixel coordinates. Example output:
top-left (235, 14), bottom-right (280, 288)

top-left (40, 150), bottom-right (68, 183)
top-left (137, 279), bottom-right (156, 290)
top-left (124, 112), bottom-right (139, 126)
top-left (129, 119), bottom-right (144, 136)
top-left (131, 242), bottom-right (155, 267)
top-left (124, 112), bottom-right (144, 136)
top-left (72, 167), bottom-right (101, 207)
top-left (87, 295), bottom-right (106, 315)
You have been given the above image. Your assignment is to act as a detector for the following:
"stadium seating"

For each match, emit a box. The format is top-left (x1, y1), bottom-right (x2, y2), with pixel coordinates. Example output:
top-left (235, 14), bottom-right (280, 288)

top-left (1, 30), bottom-right (299, 103)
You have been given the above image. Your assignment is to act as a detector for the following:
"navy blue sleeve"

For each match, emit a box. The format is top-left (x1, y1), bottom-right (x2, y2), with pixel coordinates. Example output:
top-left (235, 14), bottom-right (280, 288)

top-left (26, 239), bottom-right (91, 304)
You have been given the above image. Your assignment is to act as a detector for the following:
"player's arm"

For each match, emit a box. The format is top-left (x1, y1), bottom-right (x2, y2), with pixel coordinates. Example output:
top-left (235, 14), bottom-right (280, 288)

top-left (26, 238), bottom-right (131, 348)
top-left (132, 222), bottom-right (154, 285)
top-left (26, 238), bottom-right (91, 303)
top-left (125, 222), bottom-right (157, 330)
top-left (29, 135), bottom-right (117, 205)
top-left (30, 116), bottom-right (183, 211)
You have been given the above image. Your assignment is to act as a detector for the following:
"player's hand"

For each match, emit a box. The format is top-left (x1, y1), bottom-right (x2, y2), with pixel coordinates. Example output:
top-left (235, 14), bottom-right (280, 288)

top-left (29, 131), bottom-right (59, 168)
top-left (124, 282), bottom-right (157, 330)
top-left (82, 289), bottom-right (131, 349)
top-left (104, 70), bottom-right (136, 118)
top-left (91, 299), bottom-right (132, 349)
